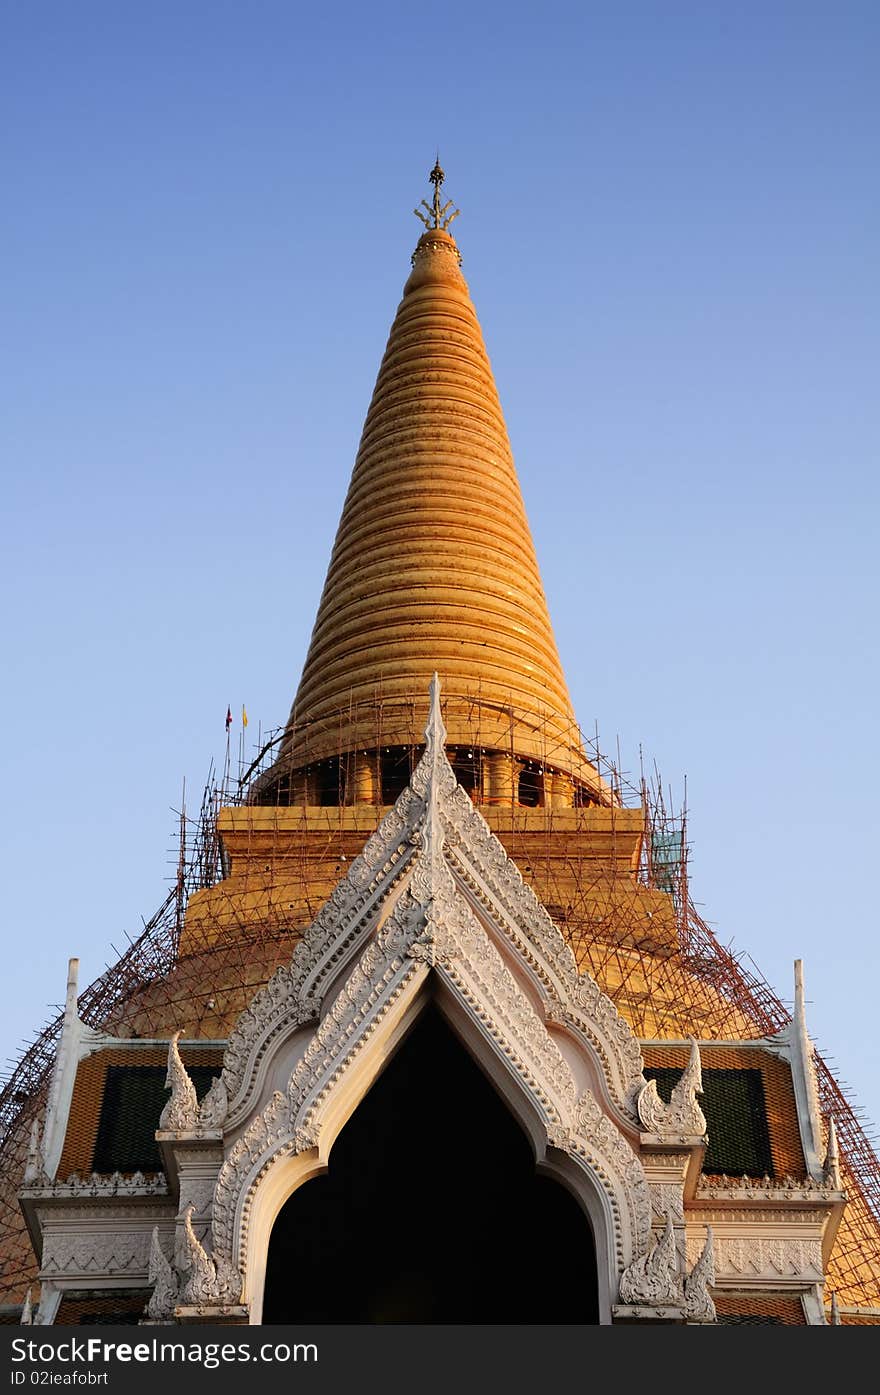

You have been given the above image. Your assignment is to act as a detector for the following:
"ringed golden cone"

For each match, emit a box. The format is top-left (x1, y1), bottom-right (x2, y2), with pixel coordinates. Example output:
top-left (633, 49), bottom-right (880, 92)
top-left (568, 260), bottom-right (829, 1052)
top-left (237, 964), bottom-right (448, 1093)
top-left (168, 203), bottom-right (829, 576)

top-left (266, 194), bottom-right (605, 802)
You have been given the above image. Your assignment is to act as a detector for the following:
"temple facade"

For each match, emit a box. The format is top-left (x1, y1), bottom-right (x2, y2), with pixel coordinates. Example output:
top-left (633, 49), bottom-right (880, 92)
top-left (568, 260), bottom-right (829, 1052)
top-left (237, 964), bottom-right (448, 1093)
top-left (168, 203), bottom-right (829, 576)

top-left (5, 167), bottom-right (879, 1326)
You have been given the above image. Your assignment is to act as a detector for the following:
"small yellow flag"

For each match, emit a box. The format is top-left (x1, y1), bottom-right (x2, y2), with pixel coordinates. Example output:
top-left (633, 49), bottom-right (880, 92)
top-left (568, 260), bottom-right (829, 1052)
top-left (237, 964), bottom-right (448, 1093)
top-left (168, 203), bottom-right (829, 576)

top-left (242, 705), bottom-right (248, 728)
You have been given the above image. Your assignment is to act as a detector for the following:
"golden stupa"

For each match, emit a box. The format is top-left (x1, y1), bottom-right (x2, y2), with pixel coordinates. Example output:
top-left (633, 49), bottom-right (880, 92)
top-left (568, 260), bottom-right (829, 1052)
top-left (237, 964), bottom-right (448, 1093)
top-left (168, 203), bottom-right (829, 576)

top-left (2, 165), bottom-right (878, 1326)
top-left (262, 162), bottom-right (606, 807)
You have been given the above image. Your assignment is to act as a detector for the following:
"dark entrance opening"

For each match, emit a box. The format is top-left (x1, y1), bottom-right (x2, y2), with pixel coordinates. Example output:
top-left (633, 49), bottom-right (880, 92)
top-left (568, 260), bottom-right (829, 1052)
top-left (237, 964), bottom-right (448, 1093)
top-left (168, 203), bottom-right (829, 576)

top-left (263, 1006), bottom-right (598, 1322)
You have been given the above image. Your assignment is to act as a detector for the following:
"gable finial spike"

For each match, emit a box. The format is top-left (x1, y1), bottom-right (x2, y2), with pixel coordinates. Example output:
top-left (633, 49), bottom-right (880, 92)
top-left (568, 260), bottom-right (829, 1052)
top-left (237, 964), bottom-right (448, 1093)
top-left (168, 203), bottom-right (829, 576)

top-left (65, 958), bottom-right (80, 1019)
top-left (794, 957), bottom-right (806, 1026)
top-left (425, 672), bottom-right (447, 754)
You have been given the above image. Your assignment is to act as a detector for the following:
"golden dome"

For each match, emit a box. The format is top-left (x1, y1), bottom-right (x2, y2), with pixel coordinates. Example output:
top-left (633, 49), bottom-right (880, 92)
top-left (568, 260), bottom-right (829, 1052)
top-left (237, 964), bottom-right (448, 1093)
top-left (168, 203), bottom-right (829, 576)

top-left (267, 213), bottom-right (604, 800)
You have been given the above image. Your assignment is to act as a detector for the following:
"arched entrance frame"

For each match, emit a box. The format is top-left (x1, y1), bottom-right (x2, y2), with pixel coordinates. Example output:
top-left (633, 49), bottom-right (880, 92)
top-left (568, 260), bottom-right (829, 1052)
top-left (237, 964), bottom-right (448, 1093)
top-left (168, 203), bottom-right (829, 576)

top-left (238, 971), bottom-right (629, 1323)
top-left (204, 680), bottom-right (664, 1324)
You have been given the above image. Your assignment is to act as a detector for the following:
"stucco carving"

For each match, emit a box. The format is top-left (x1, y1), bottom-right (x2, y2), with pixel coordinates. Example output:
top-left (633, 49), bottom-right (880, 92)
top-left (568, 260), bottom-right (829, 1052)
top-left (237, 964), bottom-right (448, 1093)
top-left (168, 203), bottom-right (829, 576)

top-left (709, 1235), bottom-right (824, 1280)
top-left (287, 937), bottom-right (415, 1139)
top-left (212, 1090), bottom-right (291, 1265)
top-left (637, 1039), bottom-right (706, 1137)
top-left (696, 1174), bottom-right (840, 1203)
top-left (23, 1170), bottom-right (167, 1199)
top-left (650, 1182), bottom-right (685, 1225)
top-left (23, 1119), bottom-right (46, 1186)
top-left (199, 1075), bottom-right (229, 1130)
top-left (40, 1231), bottom-right (150, 1278)
top-left (684, 1228), bottom-right (716, 1322)
top-left (179, 1201), bottom-right (242, 1306)
top-left (618, 1213), bottom-right (683, 1306)
top-left (438, 917), bottom-right (578, 1125)
top-left (206, 683), bottom-right (666, 1309)
top-left (159, 1032), bottom-right (200, 1131)
top-left (146, 1226), bottom-right (178, 1321)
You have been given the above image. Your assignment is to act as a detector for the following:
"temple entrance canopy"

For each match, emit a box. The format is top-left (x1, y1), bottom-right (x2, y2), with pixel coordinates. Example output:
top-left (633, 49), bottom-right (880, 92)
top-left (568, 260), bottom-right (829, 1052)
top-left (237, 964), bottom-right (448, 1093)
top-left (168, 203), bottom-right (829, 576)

top-left (153, 677), bottom-right (716, 1326)
top-left (263, 1007), bottom-right (598, 1323)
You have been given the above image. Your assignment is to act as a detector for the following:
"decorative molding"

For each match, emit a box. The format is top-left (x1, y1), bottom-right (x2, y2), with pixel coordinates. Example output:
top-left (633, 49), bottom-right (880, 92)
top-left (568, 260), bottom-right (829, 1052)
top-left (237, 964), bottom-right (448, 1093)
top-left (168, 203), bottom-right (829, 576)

top-left (637, 1039), bottom-right (706, 1138)
top-left (159, 1032), bottom-right (200, 1131)
top-left (211, 1091), bottom-right (293, 1273)
top-left (42, 959), bottom-right (108, 1179)
top-left (688, 1208), bottom-right (828, 1226)
top-left (764, 960), bottom-right (824, 1180)
top-left (23, 1118), bottom-right (46, 1186)
top-left (199, 1076), bottom-right (229, 1130)
top-left (435, 919), bottom-right (578, 1127)
top-left (684, 1228), bottom-right (716, 1322)
top-left (572, 1089), bottom-right (651, 1259)
top-left (650, 1182), bottom-right (685, 1225)
top-left (206, 682), bottom-right (655, 1308)
top-left (40, 1232), bottom-right (151, 1278)
top-left (695, 1174), bottom-right (841, 1205)
top-left (179, 1203), bottom-right (218, 1305)
top-left (179, 1202), bottom-right (242, 1306)
top-left (146, 1227), bottom-right (178, 1321)
top-left (618, 1213), bottom-right (683, 1306)
top-left (691, 1234), bottom-right (824, 1281)
top-left (440, 784), bottom-right (646, 1121)
top-left (23, 1170), bottom-right (167, 1200)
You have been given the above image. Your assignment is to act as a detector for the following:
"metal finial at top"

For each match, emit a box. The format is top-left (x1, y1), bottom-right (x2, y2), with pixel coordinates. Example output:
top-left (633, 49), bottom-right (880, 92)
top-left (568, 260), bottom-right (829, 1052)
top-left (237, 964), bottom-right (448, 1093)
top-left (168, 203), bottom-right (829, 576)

top-left (414, 158), bottom-right (460, 232)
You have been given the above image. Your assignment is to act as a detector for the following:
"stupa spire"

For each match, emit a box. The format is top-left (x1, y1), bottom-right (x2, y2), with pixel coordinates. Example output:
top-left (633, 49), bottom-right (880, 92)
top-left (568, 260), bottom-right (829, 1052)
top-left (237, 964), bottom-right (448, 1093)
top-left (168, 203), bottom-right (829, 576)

top-left (262, 168), bottom-right (606, 806)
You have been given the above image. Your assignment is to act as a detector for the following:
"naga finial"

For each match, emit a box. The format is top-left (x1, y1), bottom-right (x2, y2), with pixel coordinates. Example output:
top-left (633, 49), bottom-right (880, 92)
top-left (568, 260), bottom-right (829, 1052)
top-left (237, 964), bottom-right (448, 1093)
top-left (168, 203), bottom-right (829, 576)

top-left (414, 158), bottom-right (460, 232)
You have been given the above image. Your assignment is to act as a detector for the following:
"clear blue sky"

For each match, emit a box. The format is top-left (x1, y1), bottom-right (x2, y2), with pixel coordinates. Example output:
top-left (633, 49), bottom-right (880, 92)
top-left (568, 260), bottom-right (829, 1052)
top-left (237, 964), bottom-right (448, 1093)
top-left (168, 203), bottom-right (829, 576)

top-left (3, 3), bottom-right (878, 1136)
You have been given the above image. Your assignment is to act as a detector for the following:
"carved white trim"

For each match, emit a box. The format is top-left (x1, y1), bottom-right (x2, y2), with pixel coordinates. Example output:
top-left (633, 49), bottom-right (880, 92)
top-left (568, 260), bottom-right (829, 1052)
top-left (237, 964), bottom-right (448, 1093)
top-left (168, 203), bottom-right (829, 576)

top-left (650, 1182), bottom-right (685, 1225)
top-left (42, 959), bottom-right (109, 1179)
top-left (40, 1232), bottom-right (152, 1279)
top-left (159, 1032), bottom-right (200, 1131)
top-left (695, 1174), bottom-right (841, 1204)
top-left (618, 1212), bottom-right (683, 1306)
top-left (220, 678), bottom-right (650, 1137)
top-left (684, 1227), bottom-right (716, 1322)
top-left (211, 872), bottom-right (651, 1297)
top-left (691, 1234), bottom-right (824, 1282)
top-left (637, 1040), bottom-right (707, 1138)
top-left (23, 1118), bottom-right (46, 1186)
top-left (764, 960), bottom-right (824, 1180)
top-left (146, 1226), bottom-right (178, 1320)
top-left (199, 1076), bottom-right (229, 1130)
top-left (178, 1202), bottom-right (242, 1306)
top-left (22, 1171), bottom-right (168, 1199)
top-left (203, 681), bottom-right (669, 1316)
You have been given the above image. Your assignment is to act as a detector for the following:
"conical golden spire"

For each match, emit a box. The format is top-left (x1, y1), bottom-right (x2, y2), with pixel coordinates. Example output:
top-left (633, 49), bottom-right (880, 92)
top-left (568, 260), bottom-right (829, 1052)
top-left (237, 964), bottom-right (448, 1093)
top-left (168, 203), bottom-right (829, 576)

top-left (264, 169), bottom-right (606, 807)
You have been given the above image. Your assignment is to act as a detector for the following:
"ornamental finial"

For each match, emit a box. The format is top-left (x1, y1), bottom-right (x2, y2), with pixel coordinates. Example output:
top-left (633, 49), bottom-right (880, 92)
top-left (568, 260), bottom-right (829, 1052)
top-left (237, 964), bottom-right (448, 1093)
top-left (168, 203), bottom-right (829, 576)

top-left (414, 158), bottom-right (460, 232)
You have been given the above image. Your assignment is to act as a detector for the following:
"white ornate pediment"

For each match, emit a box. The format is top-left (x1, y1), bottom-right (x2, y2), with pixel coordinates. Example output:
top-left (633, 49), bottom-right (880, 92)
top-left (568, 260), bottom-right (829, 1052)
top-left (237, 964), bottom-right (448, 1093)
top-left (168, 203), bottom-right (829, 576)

top-left (197, 678), bottom-right (661, 1317)
top-left (221, 678), bottom-right (650, 1128)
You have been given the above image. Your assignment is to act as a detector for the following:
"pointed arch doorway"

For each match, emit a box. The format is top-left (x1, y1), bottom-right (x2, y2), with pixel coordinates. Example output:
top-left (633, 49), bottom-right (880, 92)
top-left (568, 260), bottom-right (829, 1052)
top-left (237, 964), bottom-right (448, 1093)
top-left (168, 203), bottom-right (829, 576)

top-left (262, 1006), bottom-right (599, 1322)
